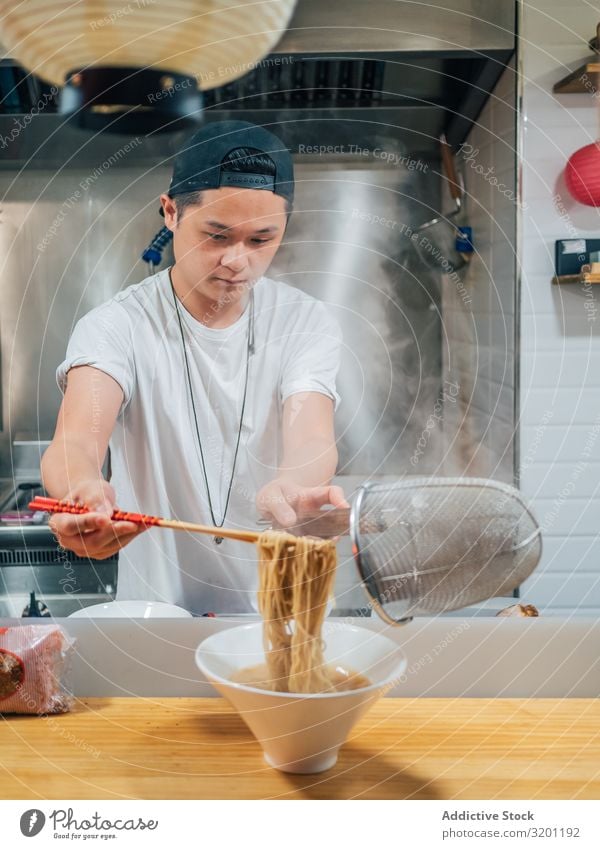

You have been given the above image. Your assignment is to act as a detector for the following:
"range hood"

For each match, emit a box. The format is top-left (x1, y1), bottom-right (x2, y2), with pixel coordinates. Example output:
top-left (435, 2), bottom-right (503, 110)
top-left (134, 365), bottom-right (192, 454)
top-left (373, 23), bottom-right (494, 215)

top-left (0, 0), bottom-right (515, 165)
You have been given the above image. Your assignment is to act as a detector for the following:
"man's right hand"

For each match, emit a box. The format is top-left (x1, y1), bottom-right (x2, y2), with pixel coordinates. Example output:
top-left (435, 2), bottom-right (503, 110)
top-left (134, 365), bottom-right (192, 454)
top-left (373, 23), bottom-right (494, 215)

top-left (48, 479), bottom-right (146, 560)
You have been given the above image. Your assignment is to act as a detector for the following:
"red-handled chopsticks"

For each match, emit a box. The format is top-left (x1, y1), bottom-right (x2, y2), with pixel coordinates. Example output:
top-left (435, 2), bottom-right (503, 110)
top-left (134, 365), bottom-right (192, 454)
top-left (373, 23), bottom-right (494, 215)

top-left (28, 496), bottom-right (260, 544)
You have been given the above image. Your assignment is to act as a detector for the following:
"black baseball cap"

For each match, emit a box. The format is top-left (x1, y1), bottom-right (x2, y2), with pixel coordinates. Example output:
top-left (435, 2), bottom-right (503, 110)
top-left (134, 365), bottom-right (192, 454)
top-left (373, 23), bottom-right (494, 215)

top-left (161, 120), bottom-right (294, 215)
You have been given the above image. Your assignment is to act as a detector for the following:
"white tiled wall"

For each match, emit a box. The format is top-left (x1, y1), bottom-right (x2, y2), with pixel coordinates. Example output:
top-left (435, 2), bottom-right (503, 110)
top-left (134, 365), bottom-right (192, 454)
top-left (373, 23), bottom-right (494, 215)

top-left (518, 0), bottom-right (600, 614)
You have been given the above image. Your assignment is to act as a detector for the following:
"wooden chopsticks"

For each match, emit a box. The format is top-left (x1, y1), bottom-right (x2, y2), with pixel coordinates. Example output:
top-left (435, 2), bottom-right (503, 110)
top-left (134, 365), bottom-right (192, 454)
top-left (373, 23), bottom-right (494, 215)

top-left (28, 496), bottom-right (260, 544)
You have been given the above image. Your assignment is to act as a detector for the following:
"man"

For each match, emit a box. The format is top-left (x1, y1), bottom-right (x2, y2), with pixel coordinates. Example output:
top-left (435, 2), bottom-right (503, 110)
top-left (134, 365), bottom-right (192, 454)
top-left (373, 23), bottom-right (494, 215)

top-left (42, 120), bottom-right (347, 614)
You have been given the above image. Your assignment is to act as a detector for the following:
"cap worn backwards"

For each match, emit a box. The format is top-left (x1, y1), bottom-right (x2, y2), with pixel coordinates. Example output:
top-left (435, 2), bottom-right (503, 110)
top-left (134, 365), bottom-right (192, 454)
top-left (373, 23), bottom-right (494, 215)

top-left (167, 120), bottom-right (294, 204)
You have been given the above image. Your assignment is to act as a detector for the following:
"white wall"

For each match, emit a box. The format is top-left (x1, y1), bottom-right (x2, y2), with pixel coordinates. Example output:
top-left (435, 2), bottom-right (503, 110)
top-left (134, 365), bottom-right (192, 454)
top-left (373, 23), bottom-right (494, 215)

top-left (518, 0), bottom-right (600, 614)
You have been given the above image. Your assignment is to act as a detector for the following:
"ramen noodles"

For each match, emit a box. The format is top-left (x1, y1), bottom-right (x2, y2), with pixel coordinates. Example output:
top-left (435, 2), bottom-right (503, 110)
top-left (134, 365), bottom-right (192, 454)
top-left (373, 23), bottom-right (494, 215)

top-left (231, 531), bottom-right (370, 694)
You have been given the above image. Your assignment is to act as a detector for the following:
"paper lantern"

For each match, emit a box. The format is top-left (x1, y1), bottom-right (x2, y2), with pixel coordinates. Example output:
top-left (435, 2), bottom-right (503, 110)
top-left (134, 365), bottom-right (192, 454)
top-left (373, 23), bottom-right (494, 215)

top-left (0, 0), bottom-right (296, 132)
top-left (565, 142), bottom-right (600, 206)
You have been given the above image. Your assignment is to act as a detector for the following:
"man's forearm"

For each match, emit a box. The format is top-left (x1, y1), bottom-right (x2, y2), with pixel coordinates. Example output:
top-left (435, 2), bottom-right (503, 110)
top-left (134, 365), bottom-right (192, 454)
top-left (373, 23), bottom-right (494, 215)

top-left (278, 437), bottom-right (338, 488)
top-left (41, 440), bottom-right (105, 498)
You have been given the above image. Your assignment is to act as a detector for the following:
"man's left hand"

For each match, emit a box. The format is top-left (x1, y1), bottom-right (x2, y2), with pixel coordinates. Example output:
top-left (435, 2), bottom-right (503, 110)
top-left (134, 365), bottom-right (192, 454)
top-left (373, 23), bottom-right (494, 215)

top-left (256, 477), bottom-right (350, 528)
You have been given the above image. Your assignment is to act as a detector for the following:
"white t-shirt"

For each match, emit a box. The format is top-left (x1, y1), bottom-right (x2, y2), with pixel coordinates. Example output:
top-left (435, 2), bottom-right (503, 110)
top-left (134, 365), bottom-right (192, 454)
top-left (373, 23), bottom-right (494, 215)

top-left (56, 268), bottom-right (342, 614)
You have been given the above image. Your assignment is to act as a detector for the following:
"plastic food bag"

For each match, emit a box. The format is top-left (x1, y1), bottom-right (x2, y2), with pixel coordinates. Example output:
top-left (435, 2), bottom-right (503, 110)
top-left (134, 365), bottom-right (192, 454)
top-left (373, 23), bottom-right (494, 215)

top-left (0, 625), bottom-right (75, 714)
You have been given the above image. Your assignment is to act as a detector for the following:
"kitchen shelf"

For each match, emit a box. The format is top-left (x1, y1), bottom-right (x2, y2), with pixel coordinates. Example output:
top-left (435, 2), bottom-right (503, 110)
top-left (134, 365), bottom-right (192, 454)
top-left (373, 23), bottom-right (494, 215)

top-left (553, 62), bottom-right (600, 94)
top-left (553, 22), bottom-right (600, 94)
top-left (552, 272), bottom-right (600, 285)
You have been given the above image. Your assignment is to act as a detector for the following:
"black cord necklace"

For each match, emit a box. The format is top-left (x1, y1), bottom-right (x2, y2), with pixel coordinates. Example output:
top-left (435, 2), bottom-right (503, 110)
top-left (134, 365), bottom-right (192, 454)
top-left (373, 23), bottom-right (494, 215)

top-left (169, 270), bottom-right (254, 544)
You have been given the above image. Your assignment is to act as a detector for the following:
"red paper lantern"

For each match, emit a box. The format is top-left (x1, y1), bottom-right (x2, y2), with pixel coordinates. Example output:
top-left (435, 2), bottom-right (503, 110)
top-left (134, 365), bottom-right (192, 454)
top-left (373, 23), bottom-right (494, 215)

top-left (565, 142), bottom-right (600, 206)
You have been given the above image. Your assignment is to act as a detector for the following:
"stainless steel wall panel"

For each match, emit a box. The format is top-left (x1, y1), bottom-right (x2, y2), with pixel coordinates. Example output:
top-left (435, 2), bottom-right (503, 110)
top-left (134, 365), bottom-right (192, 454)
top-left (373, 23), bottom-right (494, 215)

top-left (279, 0), bottom-right (515, 53)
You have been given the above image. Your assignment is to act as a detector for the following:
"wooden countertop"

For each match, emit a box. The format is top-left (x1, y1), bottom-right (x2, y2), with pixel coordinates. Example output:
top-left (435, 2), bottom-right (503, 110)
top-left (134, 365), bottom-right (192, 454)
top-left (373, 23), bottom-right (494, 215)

top-left (1, 698), bottom-right (599, 799)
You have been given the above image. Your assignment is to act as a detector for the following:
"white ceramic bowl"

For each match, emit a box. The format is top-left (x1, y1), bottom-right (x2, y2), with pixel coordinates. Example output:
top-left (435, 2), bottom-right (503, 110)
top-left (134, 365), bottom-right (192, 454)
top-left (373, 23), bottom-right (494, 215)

top-left (195, 621), bottom-right (406, 774)
top-left (69, 600), bottom-right (192, 619)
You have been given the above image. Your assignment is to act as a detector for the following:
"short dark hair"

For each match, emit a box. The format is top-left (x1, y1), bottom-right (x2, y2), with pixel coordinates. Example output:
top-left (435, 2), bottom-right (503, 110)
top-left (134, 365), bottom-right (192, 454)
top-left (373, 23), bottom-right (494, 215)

top-left (173, 146), bottom-right (293, 218)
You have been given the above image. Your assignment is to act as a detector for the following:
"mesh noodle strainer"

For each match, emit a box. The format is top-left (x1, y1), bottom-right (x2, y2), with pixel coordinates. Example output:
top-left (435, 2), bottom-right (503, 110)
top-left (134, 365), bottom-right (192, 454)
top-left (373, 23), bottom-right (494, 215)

top-left (346, 477), bottom-right (541, 625)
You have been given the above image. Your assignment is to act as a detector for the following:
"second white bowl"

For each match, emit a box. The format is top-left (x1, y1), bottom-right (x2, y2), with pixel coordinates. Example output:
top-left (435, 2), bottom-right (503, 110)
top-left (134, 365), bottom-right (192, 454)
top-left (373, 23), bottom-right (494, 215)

top-left (68, 600), bottom-right (192, 619)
